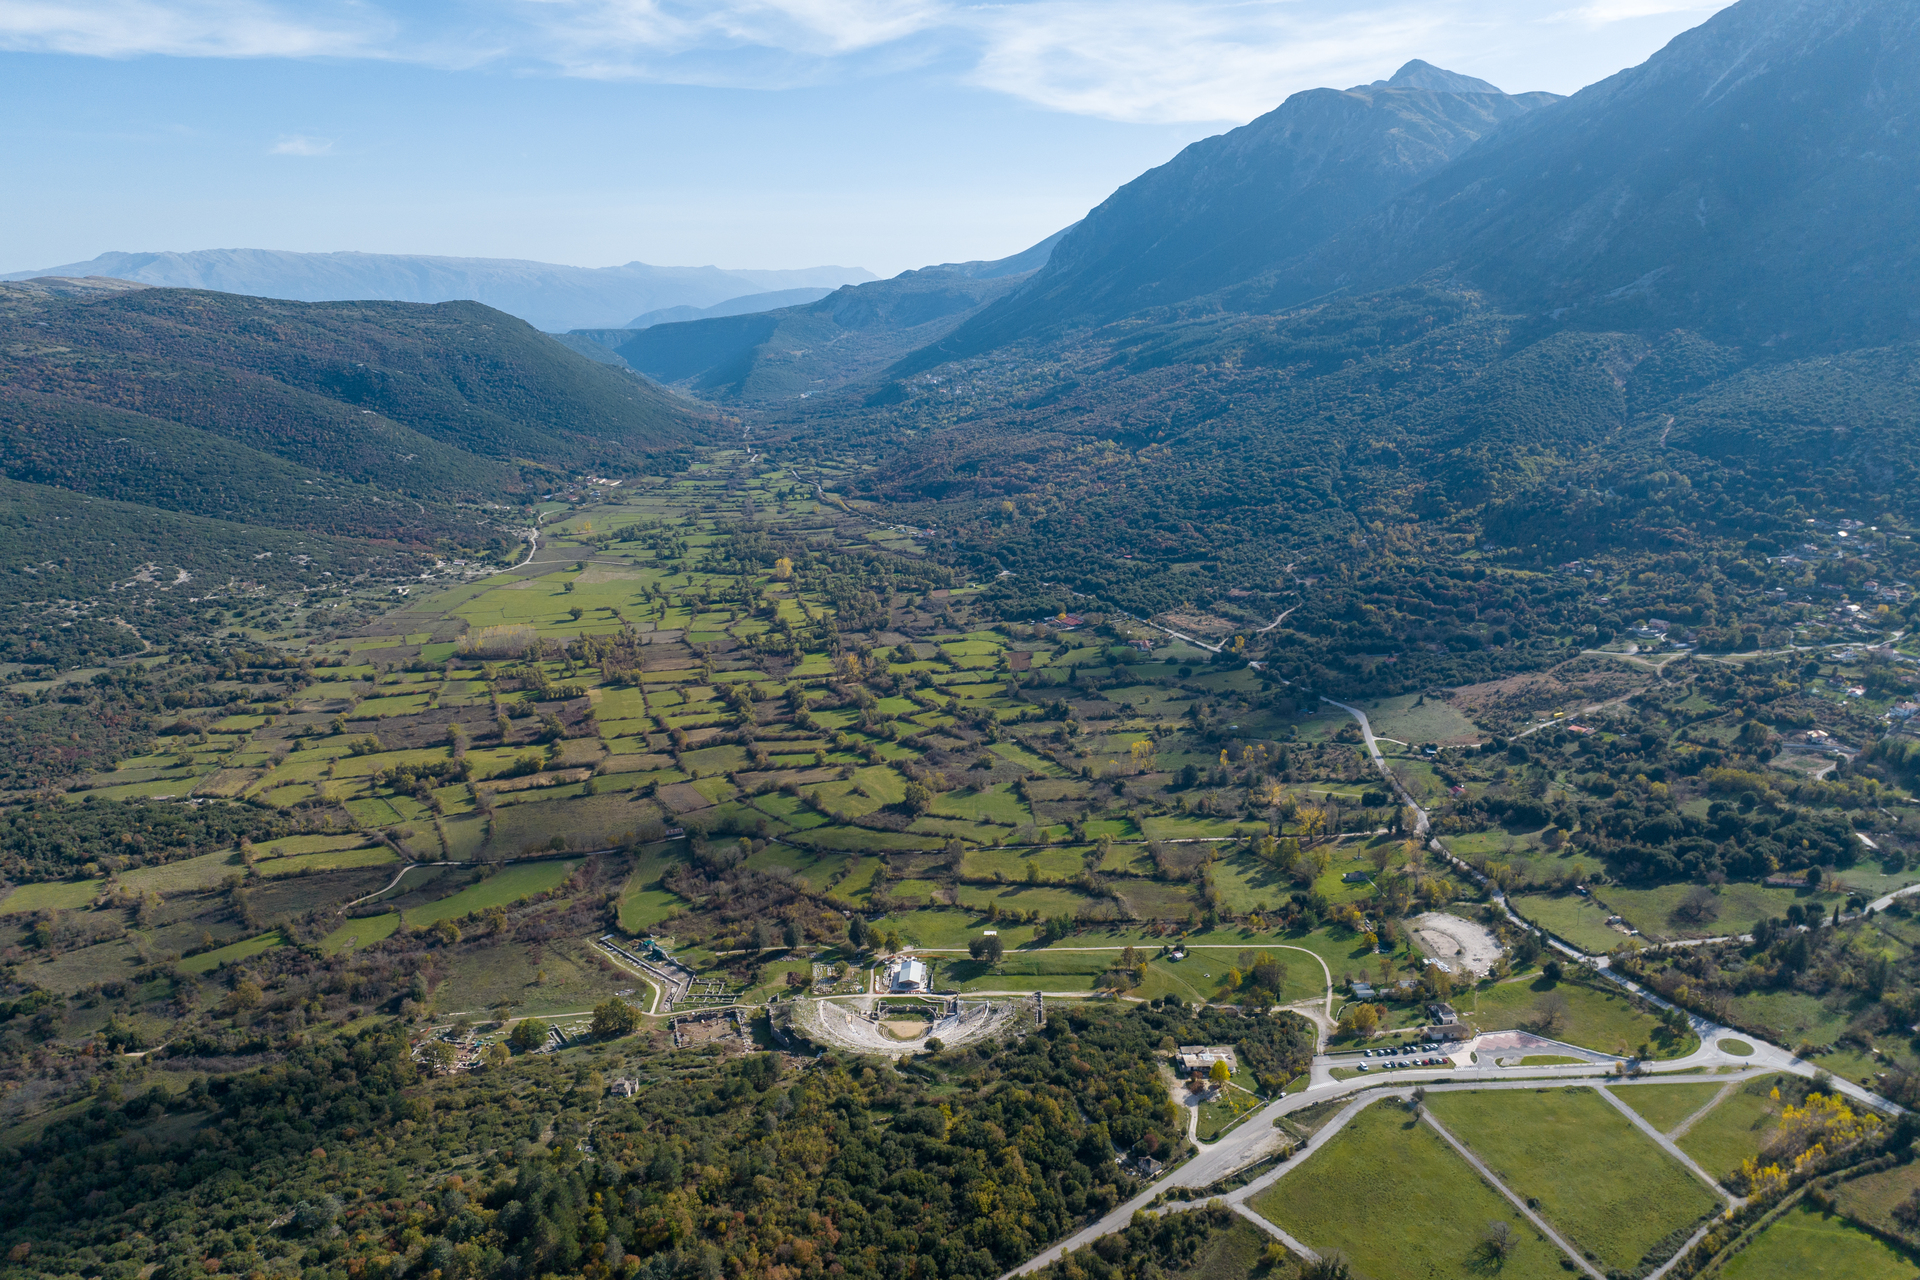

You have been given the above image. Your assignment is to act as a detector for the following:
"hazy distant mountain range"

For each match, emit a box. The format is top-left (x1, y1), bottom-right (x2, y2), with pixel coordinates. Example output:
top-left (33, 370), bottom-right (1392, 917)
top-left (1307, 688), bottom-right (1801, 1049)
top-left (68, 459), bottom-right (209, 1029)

top-left (0, 250), bottom-right (875, 332)
top-left (577, 226), bottom-right (1076, 403)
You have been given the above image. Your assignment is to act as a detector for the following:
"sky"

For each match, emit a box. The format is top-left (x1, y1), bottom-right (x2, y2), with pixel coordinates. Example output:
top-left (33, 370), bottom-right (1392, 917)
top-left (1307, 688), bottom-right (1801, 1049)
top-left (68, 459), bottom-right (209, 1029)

top-left (0, 0), bottom-right (1735, 278)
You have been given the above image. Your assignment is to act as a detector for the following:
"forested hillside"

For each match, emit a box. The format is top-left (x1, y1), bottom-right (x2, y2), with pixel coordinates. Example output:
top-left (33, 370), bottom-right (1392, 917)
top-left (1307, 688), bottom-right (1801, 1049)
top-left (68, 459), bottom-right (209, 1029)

top-left (0, 282), bottom-right (711, 635)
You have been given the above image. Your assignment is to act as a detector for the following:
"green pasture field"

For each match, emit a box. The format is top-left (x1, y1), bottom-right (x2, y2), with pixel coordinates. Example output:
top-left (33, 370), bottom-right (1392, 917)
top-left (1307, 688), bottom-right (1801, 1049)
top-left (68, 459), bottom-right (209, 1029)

top-left (1597, 881), bottom-right (1839, 942)
top-left (1251, 1100), bottom-right (1570, 1280)
top-left (1424, 1087), bottom-right (1719, 1276)
top-left (319, 912), bottom-right (401, 955)
top-left (1675, 1078), bottom-right (1785, 1181)
top-left (1509, 891), bottom-right (1636, 955)
top-left (1612, 1081), bottom-right (1730, 1134)
top-left (255, 834), bottom-right (376, 857)
top-left (1720, 1199), bottom-right (1919, 1280)
top-left (829, 856), bottom-right (883, 905)
top-left (256, 846), bottom-right (397, 877)
top-left (889, 879), bottom-right (939, 904)
top-left (959, 847), bottom-right (1087, 880)
top-left (1111, 880), bottom-right (1202, 919)
top-left (121, 850), bottom-right (246, 895)
top-left (1360, 693), bottom-right (1483, 745)
top-left (1206, 852), bottom-right (1301, 916)
top-left (431, 933), bottom-right (636, 1018)
top-left (404, 861), bottom-right (580, 925)
top-left (1463, 977), bottom-right (1691, 1058)
top-left (948, 949), bottom-right (1113, 993)
top-left (805, 827), bottom-right (945, 853)
top-left (1831, 1161), bottom-right (1920, 1240)
top-left (951, 883), bottom-right (1100, 917)
top-left (618, 847), bottom-right (691, 934)
top-left (482, 793), bottom-right (662, 856)
top-left (931, 784), bottom-right (1032, 825)
top-left (1720, 989), bottom-right (1856, 1053)
top-left (179, 931), bottom-right (283, 975)
top-left (1, 879), bottom-right (102, 913)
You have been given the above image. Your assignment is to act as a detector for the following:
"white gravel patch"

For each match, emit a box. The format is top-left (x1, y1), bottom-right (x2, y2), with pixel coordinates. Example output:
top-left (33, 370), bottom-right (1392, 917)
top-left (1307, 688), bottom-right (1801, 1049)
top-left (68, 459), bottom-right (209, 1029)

top-left (1410, 911), bottom-right (1503, 977)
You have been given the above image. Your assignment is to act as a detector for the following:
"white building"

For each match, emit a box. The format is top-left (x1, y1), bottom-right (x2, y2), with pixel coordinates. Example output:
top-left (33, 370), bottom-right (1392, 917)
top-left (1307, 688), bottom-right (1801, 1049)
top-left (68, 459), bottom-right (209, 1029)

top-left (891, 958), bottom-right (930, 992)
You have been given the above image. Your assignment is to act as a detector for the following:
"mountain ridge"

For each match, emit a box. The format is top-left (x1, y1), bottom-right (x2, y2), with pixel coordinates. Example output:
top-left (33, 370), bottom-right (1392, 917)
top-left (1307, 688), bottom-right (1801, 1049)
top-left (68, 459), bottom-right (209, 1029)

top-left (902, 69), bottom-right (1561, 370)
top-left (0, 250), bottom-right (876, 332)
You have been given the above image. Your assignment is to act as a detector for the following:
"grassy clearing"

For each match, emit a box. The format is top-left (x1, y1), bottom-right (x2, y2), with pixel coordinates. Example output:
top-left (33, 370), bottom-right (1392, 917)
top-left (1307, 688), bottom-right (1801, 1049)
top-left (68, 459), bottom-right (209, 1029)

top-left (1, 880), bottom-right (102, 913)
top-left (256, 846), bottom-right (397, 877)
top-left (1464, 976), bottom-right (1690, 1058)
top-left (1598, 881), bottom-right (1838, 942)
top-left (1719, 1199), bottom-right (1919, 1280)
top-left (1613, 1082), bottom-right (1730, 1134)
top-left (1832, 1161), bottom-right (1920, 1241)
top-left (319, 913), bottom-right (400, 955)
top-left (255, 834), bottom-right (377, 857)
top-left (1510, 891), bottom-right (1637, 955)
top-left (1425, 1087), bottom-right (1719, 1276)
top-left (179, 931), bottom-right (283, 975)
top-left (1362, 693), bottom-right (1482, 745)
top-left (120, 851), bottom-right (247, 895)
top-left (1675, 1078), bottom-right (1785, 1181)
top-left (404, 861), bottom-right (580, 926)
top-left (1251, 1100), bottom-right (1570, 1280)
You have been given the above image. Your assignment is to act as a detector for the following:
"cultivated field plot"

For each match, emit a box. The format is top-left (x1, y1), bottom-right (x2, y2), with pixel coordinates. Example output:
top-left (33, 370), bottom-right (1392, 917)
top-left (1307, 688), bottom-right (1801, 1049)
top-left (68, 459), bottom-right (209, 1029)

top-left (1251, 1100), bottom-right (1570, 1280)
top-left (1424, 1087), bottom-right (1720, 1276)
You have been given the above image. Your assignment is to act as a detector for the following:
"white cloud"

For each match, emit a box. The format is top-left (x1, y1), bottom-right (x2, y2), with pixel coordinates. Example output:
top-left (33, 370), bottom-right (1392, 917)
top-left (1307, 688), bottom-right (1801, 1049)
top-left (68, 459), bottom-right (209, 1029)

top-left (269, 134), bottom-right (334, 155)
top-left (0, 0), bottom-right (384, 58)
top-left (0, 0), bottom-right (1737, 122)
top-left (964, 2), bottom-right (1458, 123)
top-left (1565, 0), bottom-right (1722, 22)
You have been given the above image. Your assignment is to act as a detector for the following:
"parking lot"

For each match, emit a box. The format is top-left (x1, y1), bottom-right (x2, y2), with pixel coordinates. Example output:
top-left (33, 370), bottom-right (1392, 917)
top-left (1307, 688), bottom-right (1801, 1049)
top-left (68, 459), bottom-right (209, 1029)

top-left (1324, 1040), bottom-right (1461, 1073)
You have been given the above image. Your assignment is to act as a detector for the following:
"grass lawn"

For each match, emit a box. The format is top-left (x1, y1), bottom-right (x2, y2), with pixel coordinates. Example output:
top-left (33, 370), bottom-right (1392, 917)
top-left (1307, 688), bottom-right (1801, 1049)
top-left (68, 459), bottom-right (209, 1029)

top-left (121, 850), bottom-right (247, 895)
top-left (1832, 1161), bottom-right (1920, 1239)
top-left (1598, 881), bottom-right (1840, 943)
top-left (1251, 1100), bottom-right (1570, 1280)
top-left (1509, 891), bottom-right (1635, 955)
top-left (405, 861), bottom-right (580, 925)
top-left (179, 931), bottom-right (283, 975)
top-left (1362, 693), bottom-right (1482, 745)
top-left (931, 783), bottom-right (1031, 825)
top-left (1425, 1087), bottom-right (1720, 1276)
top-left (960, 847), bottom-right (1087, 880)
top-left (1722, 989), bottom-right (1859, 1052)
top-left (1612, 1081), bottom-right (1730, 1134)
top-left (1675, 1077), bottom-right (1786, 1182)
top-left (319, 913), bottom-right (400, 955)
top-left (256, 845), bottom-right (397, 877)
top-left (0, 879), bottom-right (102, 913)
top-left (948, 949), bottom-right (1114, 993)
top-left (618, 847), bottom-right (692, 934)
top-left (1463, 977), bottom-right (1692, 1058)
top-left (1720, 1199), bottom-right (1919, 1279)
top-left (952, 884), bottom-right (1097, 918)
